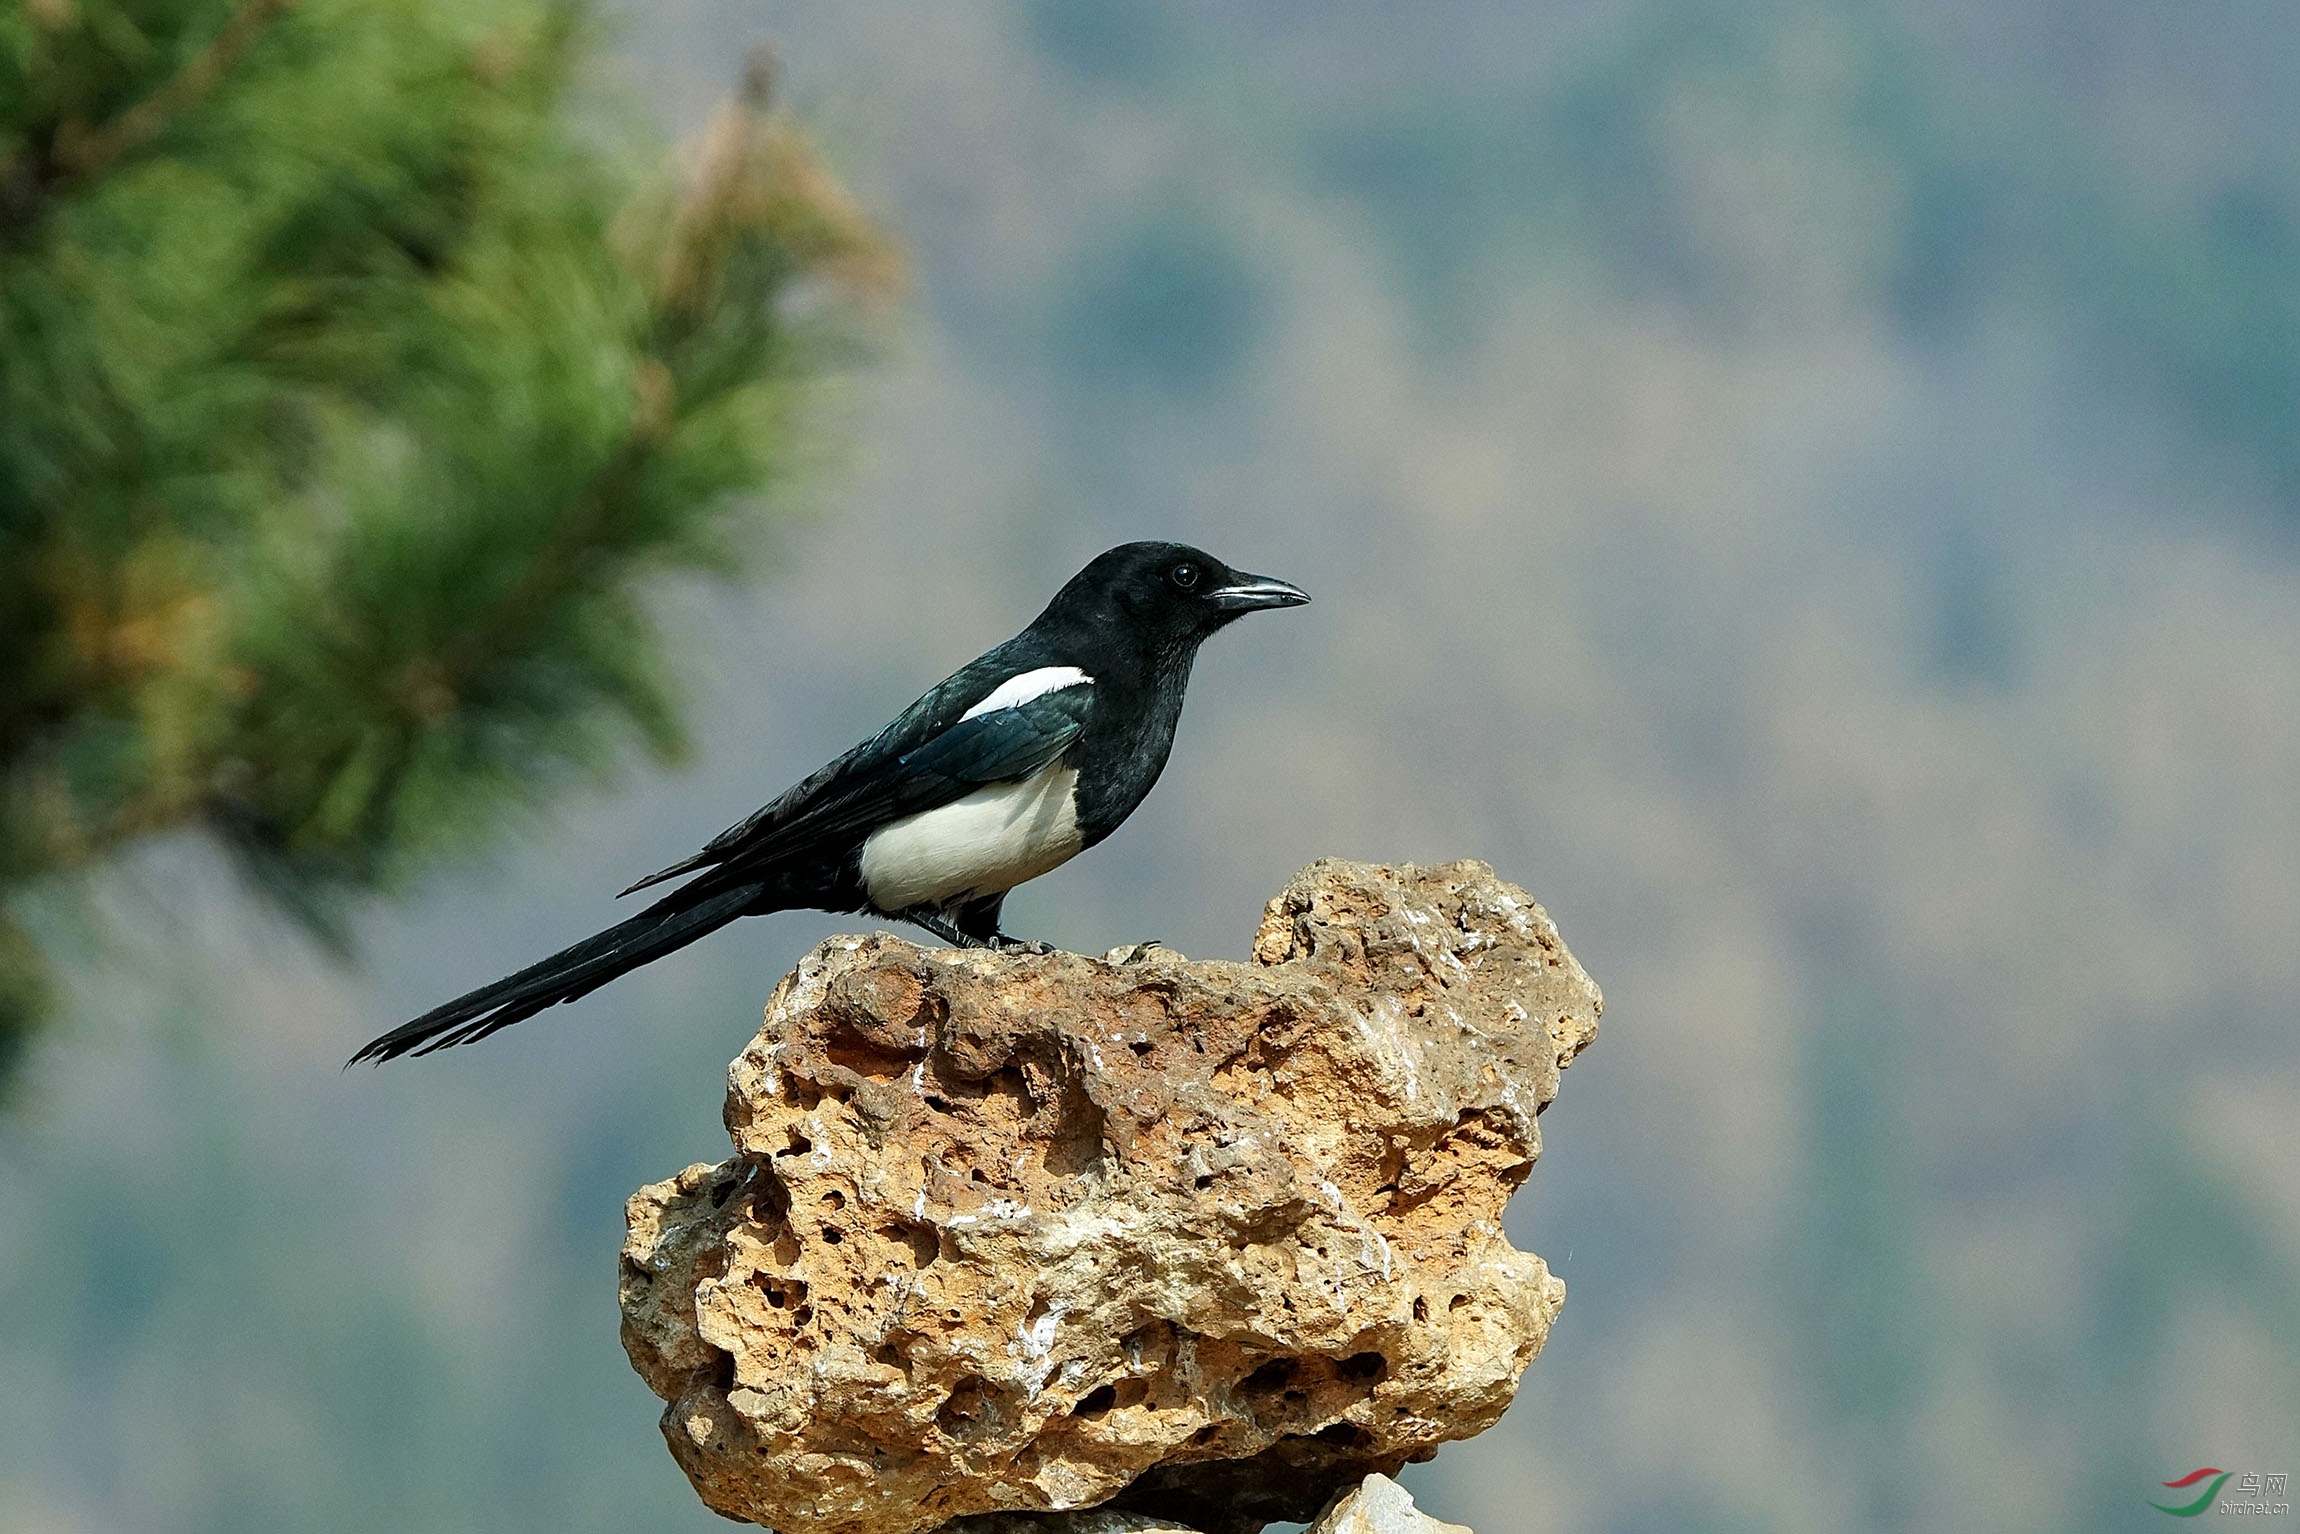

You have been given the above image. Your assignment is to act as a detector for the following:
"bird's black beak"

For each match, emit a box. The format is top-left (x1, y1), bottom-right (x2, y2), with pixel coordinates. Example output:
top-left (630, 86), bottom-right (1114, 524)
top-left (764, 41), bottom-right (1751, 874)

top-left (1205, 573), bottom-right (1311, 611)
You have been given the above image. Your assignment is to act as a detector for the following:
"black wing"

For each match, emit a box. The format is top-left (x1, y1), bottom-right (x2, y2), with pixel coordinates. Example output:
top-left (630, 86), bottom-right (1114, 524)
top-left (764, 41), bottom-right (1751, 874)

top-left (620, 653), bottom-right (1093, 897)
top-left (349, 664), bottom-right (1091, 1065)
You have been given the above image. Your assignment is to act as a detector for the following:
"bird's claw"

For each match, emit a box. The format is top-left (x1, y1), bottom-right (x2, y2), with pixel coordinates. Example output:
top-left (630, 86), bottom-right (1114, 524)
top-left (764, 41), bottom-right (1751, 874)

top-left (1116, 940), bottom-right (1165, 965)
top-left (990, 933), bottom-right (1055, 956)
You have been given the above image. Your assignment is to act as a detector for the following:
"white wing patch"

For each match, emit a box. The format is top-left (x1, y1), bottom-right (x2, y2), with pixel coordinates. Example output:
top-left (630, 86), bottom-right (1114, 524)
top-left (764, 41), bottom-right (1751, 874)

top-left (960, 666), bottom-right (1092, 721)
top-left (859, 764), bottom-right (1083, 911)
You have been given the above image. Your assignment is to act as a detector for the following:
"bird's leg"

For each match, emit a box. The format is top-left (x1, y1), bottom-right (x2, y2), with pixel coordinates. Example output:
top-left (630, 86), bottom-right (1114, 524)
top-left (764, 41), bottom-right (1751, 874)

top-left (902, 908), bottom-right (984, 948)
top-left (988, 931), bottom-right (1055, 956)
top-left (953, 892), bottom-right (1005, 946)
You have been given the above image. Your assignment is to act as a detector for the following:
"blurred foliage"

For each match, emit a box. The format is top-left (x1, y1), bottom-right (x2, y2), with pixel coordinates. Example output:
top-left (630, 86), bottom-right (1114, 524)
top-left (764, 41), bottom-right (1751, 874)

top-left (0, 0), bottom-right (895, 1081)
top-left (1789, 959), bottom-right (1931, 1529)
top-left (1054, 205), bottom-right (1266, 398)
top-left (1303, 0), bottom-right (2300, 490)
top-left (1023, 0), bottom-right (1183, 89)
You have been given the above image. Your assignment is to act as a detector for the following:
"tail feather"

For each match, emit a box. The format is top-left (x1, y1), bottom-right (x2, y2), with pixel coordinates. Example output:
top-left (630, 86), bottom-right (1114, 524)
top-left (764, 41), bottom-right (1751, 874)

top-left (617, 850), bottom-right (710, 898)
top-left (348, 884), bottom-right (763, 1065)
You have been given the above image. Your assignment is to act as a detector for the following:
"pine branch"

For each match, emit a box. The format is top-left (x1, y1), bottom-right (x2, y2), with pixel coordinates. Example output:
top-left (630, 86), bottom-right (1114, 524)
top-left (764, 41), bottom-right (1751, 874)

top-left (0, 13), bottom-right (889, 1076)
top-left (0, 0), bottom-right (297, 241)
top-left (422, 442), bottom-right (654, 714)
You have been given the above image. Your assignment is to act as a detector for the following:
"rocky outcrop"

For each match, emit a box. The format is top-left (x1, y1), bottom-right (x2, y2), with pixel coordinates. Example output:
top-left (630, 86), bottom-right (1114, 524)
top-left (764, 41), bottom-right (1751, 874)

top-left (620, 859), bottom-right (1597, 1534)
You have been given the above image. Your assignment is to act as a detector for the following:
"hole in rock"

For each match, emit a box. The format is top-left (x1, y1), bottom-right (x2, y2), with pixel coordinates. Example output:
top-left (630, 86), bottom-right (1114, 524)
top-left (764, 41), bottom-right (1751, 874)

top-left (792, 1305), bottom-right (814, 1326)
top-left (1193, 1174), bottom-right (1215, 1191)
top-left (1075, 1384), bottom-right (1118, 1415)
top-left (709, 1177), bottom-right (739, 1208)
top-left (1339, 1352), bottom-right (1388, 1383)
top-left (709, 1351), bottom-right (736, 1391)
top-left (1192, 1424), bottom-right (1222, 1445)
top-left (1316, 1422), bottom-right (1367, 1446)
top-left (822, 1227), bottom-right (844, 1245)
top-left (751, 1174), bottom-right (793, 1234)
top-left (821, 1190), bottom-right (845, 1210)
top-left (1129, 1039), bottom-right (1154, 1057)
top-left (879, 1222), bottom-right (939, 1268)
top-left (756, 1276), bottom-right (807, 1311)
top-left (935, 1376), bottom-right (1000, 1437)
top-left (781, 1131), bottom-right (813, 1158)
top-left (824, 1030), bottom-right (927, 1081)
top-left (1239, 1358), bottom-right (1298, 1394)
top-left (1448, 1294), bottom-right (1469, 1311)
top-left (1412, 1297), bottom-right (1430, 1323)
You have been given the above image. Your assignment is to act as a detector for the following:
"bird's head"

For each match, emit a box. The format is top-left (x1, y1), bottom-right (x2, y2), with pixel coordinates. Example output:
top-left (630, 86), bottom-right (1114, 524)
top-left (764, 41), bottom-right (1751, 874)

top-left (1038, 541), bottom-right (1310, 655)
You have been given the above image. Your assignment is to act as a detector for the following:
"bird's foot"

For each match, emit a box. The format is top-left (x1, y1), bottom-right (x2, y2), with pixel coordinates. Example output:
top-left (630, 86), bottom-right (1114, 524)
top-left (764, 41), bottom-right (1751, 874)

top-left (1114, 940), bottom-right (1165, 965)
top-left (900, 908), bottom-right (1055, 955)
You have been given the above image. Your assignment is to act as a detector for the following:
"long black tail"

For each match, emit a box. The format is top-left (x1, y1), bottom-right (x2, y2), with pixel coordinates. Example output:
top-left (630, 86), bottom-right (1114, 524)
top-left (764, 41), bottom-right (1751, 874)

top-left (348, 882), bottom-right (763, 1065)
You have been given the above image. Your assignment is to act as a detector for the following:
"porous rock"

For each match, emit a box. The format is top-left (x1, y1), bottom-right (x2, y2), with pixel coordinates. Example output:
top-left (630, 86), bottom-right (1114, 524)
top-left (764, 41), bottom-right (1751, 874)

top-left (620, 859), bottom-right (1596, 1534)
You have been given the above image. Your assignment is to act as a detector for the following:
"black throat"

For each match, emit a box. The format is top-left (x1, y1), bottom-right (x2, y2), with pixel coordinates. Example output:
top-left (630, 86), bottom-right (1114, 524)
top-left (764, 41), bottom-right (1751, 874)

top-left (1068, 633), bottom-right (1199, 846)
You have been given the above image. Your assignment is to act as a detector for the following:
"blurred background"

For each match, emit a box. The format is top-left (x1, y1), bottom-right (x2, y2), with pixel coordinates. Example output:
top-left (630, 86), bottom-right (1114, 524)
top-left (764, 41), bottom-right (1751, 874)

top-left (4, 1), bottom-right (2298, 1530)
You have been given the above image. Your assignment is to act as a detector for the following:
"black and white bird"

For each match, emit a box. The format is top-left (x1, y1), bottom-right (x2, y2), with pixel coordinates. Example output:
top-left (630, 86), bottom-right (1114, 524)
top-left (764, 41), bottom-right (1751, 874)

top-left (350, 541), bottom-right (1307, 1064)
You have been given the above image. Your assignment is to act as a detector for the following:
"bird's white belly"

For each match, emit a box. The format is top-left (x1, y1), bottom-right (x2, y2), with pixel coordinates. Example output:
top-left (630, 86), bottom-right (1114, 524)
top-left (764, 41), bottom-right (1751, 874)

top-left (858, 765), bottom-right (1083, 911)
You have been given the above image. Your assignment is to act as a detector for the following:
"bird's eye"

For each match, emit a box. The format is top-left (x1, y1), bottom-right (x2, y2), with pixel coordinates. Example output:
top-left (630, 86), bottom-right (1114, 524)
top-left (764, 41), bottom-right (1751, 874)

top-left (1170, 562), bottom-right (1201, 591)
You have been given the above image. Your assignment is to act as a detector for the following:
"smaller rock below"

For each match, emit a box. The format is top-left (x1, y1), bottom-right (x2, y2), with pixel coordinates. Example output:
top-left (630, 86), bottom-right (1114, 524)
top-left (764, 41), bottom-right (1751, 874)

top-left (941, 1512), bottom-right (1200, 1534)
top-left (931, 1472), bottom-right (1474, 1534)
top-left (1308, 1475), bottom-right (1474, 1534)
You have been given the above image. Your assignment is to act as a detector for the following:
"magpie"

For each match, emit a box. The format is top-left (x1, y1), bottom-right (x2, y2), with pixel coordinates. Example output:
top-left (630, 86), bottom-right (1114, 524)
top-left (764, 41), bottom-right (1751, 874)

top-left (349, 541), bottom-right (1308, 1064)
